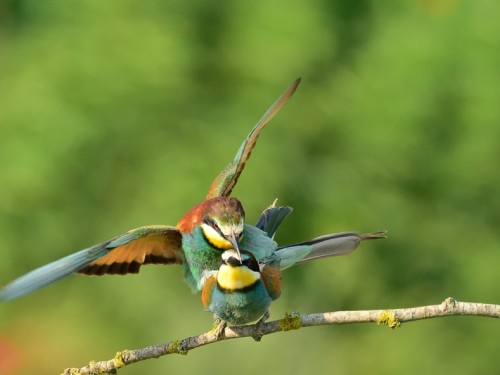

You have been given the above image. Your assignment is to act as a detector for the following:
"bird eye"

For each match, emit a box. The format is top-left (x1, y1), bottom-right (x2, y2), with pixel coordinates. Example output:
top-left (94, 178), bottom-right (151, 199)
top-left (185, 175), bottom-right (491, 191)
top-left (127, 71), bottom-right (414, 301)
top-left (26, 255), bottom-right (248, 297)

top-left (203, 217), bottom-right (224, 236)
top-left (242, 255), bottom-right (259, 272)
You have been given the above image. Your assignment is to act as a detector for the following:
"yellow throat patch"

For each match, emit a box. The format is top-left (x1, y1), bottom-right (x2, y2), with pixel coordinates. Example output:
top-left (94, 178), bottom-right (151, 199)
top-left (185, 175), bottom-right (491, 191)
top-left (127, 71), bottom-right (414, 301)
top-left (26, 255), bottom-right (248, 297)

top-left (200, 223), bottom-right (233, 250)
top-left (217, 264), bottom-right (260, 291)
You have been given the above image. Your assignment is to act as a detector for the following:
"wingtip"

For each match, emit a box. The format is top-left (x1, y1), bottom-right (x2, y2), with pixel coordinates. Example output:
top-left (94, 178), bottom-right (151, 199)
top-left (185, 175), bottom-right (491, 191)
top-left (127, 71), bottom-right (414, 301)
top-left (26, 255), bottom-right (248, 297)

top-left (0, 288), bottom-right (17, 303)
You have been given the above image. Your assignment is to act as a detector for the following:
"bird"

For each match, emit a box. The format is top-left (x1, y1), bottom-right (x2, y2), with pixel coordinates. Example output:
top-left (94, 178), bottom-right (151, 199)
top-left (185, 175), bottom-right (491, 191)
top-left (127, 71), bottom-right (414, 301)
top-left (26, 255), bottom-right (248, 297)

top-left (0, 78), bottom-right (386, 304)
top-left (202, 228), bottom-right (386, 326)
top-left (202, 249), bottom-right (276, 326)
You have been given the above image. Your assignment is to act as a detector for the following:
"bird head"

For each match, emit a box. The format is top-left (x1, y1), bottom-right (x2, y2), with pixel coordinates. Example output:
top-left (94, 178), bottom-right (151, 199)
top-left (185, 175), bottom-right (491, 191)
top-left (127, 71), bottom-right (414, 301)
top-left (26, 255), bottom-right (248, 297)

top-left (199, 197), bottom-right (245, 260)
top-left (217, 249), bottom-right (261, 291)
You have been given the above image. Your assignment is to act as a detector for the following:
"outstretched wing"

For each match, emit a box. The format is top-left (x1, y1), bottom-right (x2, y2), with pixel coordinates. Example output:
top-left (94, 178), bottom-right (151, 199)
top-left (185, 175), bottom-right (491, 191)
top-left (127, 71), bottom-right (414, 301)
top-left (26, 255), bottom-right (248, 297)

top-left (207, 78), bottom-right (301, 198)
top-left (0, 225), bottom-right (182, 302)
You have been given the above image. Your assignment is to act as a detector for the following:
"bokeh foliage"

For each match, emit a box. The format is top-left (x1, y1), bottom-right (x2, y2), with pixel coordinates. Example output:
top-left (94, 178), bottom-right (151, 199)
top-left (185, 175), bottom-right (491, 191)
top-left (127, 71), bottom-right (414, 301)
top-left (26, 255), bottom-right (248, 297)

top-left (0, 0), bottom-right (499, 374)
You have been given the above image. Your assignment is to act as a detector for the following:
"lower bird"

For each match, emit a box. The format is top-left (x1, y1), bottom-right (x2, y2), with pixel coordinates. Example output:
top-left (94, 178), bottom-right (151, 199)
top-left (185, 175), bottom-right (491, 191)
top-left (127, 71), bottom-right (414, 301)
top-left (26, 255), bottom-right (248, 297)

top-left (202, 226), bottom-right (386, 326)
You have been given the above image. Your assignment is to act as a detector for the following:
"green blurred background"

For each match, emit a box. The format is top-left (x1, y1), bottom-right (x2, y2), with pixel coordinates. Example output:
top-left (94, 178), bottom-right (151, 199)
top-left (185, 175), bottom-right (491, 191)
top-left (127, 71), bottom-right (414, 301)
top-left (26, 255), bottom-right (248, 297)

top-left (0, 0), bottom-right (499, 374)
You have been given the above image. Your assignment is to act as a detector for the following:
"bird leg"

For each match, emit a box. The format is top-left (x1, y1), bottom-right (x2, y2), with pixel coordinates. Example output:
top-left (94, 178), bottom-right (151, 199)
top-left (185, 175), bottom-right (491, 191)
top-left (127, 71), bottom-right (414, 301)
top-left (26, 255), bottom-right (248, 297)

top-left (211, 316), bottom-right (227, 339)
top-left (251, 310), bottom-right (270, 342)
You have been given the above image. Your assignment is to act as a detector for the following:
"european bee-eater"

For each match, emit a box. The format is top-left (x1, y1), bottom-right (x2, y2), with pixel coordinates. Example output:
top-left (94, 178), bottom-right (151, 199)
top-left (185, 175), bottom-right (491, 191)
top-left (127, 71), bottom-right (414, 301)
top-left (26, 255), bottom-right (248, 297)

top-left (202, 228), bottom-right (386, 326)
top-left (0, 78), bottom-right (386, 305)
top-left (203, 249), bottom-right (275, 325)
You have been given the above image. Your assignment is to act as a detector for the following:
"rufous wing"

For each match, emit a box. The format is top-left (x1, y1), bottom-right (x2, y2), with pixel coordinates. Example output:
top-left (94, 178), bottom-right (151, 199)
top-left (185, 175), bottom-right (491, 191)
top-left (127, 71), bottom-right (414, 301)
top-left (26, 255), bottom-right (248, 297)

top-left (260, 263), bottom-right (282, 301)
top-left (0, 225), bottom-right (183, 302)
top-left (201, 273), bottom-right (218, 309)
top-left (79, 225), bottom-right (183, 276)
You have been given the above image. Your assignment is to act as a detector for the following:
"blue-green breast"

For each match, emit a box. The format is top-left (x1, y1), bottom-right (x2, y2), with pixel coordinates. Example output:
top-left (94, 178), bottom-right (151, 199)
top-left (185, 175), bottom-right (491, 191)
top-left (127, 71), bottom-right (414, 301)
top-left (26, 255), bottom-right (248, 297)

top-left (208, 279), bottom-right (272, 325)
top-left (181, 224), bottom-right (277, 293)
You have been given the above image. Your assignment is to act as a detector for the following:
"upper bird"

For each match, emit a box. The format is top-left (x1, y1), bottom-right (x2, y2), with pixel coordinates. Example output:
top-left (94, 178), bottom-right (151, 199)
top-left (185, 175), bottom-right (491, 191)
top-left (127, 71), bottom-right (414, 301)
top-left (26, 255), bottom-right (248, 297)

top-left (0, 78), bottom-right (385, 302)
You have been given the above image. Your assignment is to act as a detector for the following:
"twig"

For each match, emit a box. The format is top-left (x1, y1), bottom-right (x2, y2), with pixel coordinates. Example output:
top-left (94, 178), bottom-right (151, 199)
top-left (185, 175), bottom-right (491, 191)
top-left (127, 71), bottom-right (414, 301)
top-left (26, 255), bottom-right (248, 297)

top-left (62, 297), bottom-right (500, 374)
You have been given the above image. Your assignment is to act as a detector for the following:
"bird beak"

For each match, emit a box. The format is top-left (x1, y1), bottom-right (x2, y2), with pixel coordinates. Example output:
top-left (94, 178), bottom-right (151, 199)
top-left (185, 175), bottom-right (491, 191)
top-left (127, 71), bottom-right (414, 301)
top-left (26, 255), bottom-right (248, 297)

top-left (227, 234), bottom-right (242, 264)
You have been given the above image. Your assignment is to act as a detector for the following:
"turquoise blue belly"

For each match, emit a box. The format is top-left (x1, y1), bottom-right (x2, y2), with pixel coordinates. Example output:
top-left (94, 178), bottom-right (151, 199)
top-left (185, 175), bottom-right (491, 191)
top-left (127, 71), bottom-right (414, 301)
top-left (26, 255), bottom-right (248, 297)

top-left (209, 281), bottom-right (272, 325)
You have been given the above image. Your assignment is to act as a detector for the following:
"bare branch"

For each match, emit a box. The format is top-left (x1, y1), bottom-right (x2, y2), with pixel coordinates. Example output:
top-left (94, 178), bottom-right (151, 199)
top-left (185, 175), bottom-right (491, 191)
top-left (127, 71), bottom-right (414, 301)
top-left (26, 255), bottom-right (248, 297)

top-left (62, 297), bottom-right (500, 374)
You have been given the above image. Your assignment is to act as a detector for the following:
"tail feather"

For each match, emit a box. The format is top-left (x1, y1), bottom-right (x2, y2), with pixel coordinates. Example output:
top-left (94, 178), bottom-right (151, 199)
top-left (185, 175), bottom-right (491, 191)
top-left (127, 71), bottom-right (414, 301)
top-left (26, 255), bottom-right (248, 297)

top-left (286, 230), bottom-right (387, 265)
top-left (360, 231), bottom-right (388, 241)
top-left (275, 245), bottom-right (312, 270)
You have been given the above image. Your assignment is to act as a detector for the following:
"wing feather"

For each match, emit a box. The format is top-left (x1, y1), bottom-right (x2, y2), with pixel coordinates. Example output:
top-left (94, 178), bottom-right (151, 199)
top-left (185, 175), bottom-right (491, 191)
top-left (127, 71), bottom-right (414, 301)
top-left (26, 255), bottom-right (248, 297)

top-left (255, 201), bottom-right (293, 239)
top-left (0, 225), bottom-right (183, 301)
top-left (207, 78), bottom-right (301, 198)
top-left (79, 225), bottom-right (183, 275)
top-left (201, 273), bottom-right (218, 309)
top-left (260, 263), bottom-right (281, 300)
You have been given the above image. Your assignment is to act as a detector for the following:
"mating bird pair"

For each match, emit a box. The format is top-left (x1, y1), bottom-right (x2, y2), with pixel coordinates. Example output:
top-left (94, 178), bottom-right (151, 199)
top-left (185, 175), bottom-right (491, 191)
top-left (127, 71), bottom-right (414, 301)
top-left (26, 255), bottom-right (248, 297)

top-left (0, 78), bottom-right (386, 326)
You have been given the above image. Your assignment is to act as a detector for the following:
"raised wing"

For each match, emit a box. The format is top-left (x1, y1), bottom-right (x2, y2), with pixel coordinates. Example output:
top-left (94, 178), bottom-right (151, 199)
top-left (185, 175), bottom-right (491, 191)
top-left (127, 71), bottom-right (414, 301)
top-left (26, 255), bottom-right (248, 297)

top-left (254, 200), bottom-right (293, 239)
top-left (0, 225), bottom-right (182, 302)
top-left (207, 78), bottom-right (301, 198)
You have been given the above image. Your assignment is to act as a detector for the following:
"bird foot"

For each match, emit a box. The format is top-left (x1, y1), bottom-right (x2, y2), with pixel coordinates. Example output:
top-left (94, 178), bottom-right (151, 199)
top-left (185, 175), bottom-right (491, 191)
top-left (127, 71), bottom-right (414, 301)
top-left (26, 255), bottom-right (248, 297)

top-left (211, 317), bottom-right (227, 339)
top-left (251, 311), bottom-right (270, 342)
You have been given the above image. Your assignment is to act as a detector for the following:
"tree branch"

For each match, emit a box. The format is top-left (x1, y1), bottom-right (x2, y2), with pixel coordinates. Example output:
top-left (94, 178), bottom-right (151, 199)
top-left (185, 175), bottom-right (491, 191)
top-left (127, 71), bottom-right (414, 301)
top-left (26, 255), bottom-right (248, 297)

top-left (62, 297), bottom-right (500, 374)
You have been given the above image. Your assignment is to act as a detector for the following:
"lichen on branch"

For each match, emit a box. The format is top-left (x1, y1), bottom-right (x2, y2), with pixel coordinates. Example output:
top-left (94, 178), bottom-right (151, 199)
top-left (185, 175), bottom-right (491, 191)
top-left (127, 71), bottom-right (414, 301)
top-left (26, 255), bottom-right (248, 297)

top-left (62, 298), bottom-right (500, 375)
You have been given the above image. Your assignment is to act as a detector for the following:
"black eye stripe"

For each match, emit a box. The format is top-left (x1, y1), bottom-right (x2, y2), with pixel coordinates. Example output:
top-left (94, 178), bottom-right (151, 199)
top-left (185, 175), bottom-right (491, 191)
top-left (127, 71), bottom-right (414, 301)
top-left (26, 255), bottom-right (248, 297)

top-left (203, 217), bottom-right (225, 238)
top-left (225, 250), bottom-right (259, 272)
top-left (225, 256), bottom-right (242, 267)
top-left (243, 257), bottom-right (259, 272)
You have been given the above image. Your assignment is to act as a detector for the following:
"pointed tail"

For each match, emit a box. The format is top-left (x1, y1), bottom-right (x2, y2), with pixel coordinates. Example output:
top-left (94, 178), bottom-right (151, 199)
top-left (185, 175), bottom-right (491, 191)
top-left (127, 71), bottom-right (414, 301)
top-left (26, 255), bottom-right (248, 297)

top-left (277, 231), bottom-right (387, 269)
